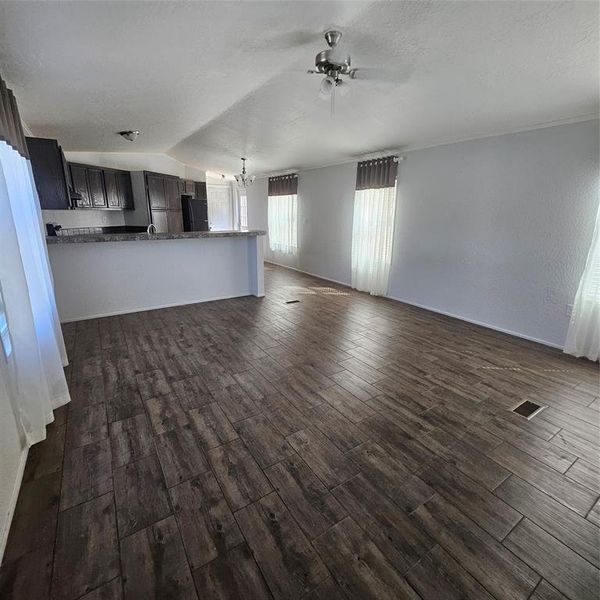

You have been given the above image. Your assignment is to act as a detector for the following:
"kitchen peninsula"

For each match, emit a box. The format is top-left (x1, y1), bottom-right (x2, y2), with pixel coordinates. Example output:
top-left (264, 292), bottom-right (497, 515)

top-left (47, 230), bottom-right (266, 322)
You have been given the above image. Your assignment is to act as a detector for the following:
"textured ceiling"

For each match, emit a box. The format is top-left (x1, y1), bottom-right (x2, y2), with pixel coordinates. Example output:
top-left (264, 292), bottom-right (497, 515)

top-left (0, 1), bottom-right (597, 175)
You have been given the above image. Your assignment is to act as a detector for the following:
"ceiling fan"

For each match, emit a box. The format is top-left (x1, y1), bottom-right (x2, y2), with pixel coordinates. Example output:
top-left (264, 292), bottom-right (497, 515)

top-left (307, 30), bottom-right (358, 113)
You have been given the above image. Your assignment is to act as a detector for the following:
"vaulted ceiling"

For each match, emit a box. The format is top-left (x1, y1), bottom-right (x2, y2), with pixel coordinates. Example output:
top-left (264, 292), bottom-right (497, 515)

top-left (0, 1), bottom-right (597, 175)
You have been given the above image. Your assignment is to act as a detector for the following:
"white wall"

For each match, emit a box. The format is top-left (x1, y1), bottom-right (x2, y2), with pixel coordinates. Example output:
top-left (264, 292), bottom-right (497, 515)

top-left (43, 208), bottom-right (127, 229)
top-left (249, 120), bottom-right (599, 348)
top-left (389, 120), bottom-right (599, 347)
top-left (48, 235), bottom-right (265, 322)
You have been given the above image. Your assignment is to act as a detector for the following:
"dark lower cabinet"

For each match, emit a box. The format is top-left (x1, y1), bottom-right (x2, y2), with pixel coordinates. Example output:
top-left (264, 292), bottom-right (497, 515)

top-left (167, 209), bottom-right (184, 233)
top-left (151, 210), bottom-right (169, 233)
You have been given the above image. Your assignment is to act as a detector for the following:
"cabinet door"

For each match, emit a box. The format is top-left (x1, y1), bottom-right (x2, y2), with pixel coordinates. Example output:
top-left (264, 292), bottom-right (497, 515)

top-left (147, 175), bottom-right (166, 209)
top-left (164, 177), bottom-right (180, 210)
top-left (88, 168), bottom-right (107, 207)
top-left (185, 180), bottom-right (196, 195)
top-left (195, 181), bottom-right (207, 202)
top-left (103, 171), bottom-right (120, 208)
top-left (152, 210), bottom-right (168, 233)
top-left (167, 209), bottom-right (184, 233)
top-left (116, 171), bottom-right (134, 210)
top-left (70, 165), bottom-right (91, 207)
top-left (25, 137), bottom-right (71, 210)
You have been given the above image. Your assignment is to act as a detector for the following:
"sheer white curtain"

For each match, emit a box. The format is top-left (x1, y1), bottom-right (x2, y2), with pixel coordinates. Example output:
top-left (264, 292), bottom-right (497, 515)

top-left (268, 194), bottom-right (297, 254)
top-left (351, 185), bottom-right (397, 296)
top-left (0, 141), bottom-right (69, 446)
top-left (564, 201), bottom-right (600, 361)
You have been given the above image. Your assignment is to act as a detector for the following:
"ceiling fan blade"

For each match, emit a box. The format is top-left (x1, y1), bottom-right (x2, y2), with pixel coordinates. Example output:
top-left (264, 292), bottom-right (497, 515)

top-left (349, 66), bottom-right (411, 84)
top-left (246, 30), bottom-right (321, 51)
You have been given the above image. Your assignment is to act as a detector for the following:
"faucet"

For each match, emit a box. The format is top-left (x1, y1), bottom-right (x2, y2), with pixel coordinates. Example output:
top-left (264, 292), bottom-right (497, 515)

top-left (146, 223), bottom-right (157, 234)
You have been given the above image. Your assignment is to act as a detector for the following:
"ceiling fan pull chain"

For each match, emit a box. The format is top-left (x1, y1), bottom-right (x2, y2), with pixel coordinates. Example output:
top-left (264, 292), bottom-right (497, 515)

top-left (331, 84), bottom-right (335, 117)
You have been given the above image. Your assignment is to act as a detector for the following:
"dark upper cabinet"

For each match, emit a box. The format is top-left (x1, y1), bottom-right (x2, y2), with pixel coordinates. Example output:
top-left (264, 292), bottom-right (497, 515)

top-left (164, 177), bottom-right (180, 210)
top-left (103, 170), bottom-right (120, 208)
top-left (195, 181), bottom-right (207, 202)
top-left (69, 162), bottom-right (134, 210)
top-left (70, 164), bottom-right (92, 207)
top-left (26, 137), bottom-right (72, 210)
top-left (184, 179), bottom-right (196, 195)
top-left (88, 168), bottom-right (107, 208)
top-left (116, 171), bottom-right (134, 209)
top-left (147, 174), bottom-right (166, 209)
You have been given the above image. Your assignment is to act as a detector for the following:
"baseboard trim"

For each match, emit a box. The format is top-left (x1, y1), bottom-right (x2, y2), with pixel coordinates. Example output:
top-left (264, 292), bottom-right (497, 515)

top-left (0, 447), bottom-right (28, 564)
top-left (265, 261), bottom-right (351, 289)
top-left (265, 261), bottom-right (564, 351)
top-left (387, 294), bottom-right (563, 350)
top-left (59, 292), bottom-right (255, 323)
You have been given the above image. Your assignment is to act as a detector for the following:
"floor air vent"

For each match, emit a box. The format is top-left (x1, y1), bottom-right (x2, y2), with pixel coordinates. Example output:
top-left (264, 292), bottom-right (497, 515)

top-left (285, 300), bottom-right (300, 304)
top-left (512, 400), bottom-right (546, 420)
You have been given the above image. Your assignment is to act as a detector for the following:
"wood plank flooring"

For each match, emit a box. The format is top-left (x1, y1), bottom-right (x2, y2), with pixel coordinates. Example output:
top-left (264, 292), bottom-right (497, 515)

top-left (1, 264), bottom-right (598, 600)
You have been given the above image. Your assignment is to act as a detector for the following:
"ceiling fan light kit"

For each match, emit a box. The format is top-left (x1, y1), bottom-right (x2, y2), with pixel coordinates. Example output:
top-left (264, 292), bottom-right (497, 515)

top-left (308, 30), bottom-right (358, 114)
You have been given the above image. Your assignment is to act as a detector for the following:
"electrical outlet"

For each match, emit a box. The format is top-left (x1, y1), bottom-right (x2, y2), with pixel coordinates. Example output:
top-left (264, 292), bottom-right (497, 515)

top-left (545, 287), bottom-right (557, 304)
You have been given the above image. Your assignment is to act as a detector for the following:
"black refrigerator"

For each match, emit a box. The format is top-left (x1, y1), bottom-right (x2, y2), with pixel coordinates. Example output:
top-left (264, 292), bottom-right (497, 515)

top-left (181, 194), bottom-right (209, 232)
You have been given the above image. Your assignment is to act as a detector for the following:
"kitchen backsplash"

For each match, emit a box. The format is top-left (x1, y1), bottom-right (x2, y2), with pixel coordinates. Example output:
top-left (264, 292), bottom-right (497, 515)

top-left (42, 209), bottom-right (126, 229)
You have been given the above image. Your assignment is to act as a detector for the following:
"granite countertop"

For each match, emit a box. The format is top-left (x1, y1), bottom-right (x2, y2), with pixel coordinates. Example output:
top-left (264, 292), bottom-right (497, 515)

top-left (47, 230), bottom-right (266, 244)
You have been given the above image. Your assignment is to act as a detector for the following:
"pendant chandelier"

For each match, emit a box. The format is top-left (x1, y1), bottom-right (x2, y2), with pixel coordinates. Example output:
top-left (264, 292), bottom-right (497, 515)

top-left (234, 157), bottom-right (255, 190)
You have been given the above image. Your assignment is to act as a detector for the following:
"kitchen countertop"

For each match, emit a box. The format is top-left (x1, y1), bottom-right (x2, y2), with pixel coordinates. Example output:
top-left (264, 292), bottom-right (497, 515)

top-left (46, 229), bottom-right (266, 244)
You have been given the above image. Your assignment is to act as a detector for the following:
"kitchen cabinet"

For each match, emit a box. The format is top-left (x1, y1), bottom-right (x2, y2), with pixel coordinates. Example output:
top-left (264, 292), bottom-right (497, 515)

top-left (164, 177), bottom-right (180, 210)
top-left (88, 168), bottom-right (107, 208)
top-left (167, 209), bottom-right (184, 233)
top-left (69, 162), bottom-right (134, 210)
top-left (26, 137), bottom-right (72, 210)
top-left (147, 174), bottom-right (166, 209)
top-left (143, 171), bottom-right (186, 234)
top-left (104, 170), bottom-right (120, 208)
top-left (195, 181), bottom-right (207, 202)
top-left (184, 179), bottom-right (196, 195)
top-left (116, 171), bottom-right (134, 209)
top-left (70, 164), bottom-right (92, 208)
top-left (152, 210), bottom-right (169, 233)
top-left (27, 137), bottom-right (134, 212)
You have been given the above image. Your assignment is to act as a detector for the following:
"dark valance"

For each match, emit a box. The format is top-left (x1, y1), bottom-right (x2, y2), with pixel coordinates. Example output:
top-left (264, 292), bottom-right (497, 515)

top-left (356, 156), bottom-right (397, 190)
top-left (0, 73), bottom-right (29, 159)
top-left (268, 173), bottom-right (298, 196)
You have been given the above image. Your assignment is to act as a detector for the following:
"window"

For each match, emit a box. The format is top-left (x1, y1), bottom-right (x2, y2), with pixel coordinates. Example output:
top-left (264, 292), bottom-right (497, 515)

top-left (207, 183), bottom-right (234, 230)
top-left (351, 157), bottom-right (398, 296)
top-left (239, 194), bottom-right (248, 229)
top-left (0, 284), bottom-right (11, 359)
top-left (268, 193), bottom-right (297, 254)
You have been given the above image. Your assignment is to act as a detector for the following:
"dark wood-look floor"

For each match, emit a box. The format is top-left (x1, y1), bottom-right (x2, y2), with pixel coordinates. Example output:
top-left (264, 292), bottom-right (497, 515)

top-left (1, 264), bottom-right (599, 600)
